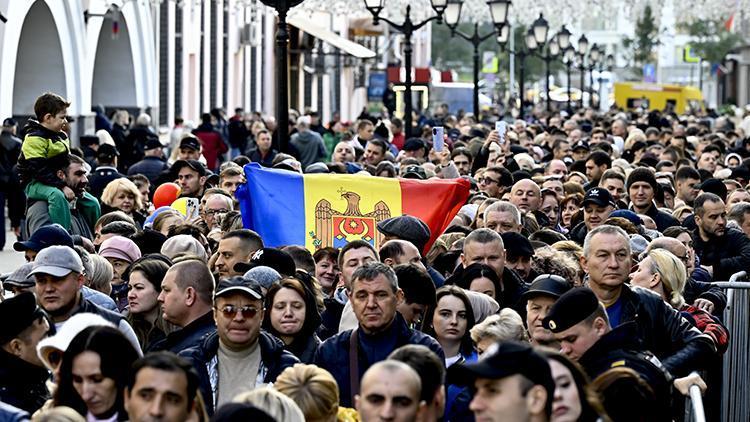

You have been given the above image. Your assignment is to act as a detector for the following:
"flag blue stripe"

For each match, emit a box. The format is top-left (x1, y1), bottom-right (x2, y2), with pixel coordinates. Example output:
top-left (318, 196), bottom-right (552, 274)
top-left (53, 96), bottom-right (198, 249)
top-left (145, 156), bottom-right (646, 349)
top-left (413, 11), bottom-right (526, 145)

top-left (236, 163), bottom-right (305, 247)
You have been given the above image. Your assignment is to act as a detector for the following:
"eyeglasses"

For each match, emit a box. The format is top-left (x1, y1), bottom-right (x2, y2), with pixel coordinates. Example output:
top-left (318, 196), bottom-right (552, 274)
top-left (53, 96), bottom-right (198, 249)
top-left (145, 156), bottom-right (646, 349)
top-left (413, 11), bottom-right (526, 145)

top-left (204, 208), bottom-right (230, 216)
top-left (477, 177), bottom-right (500, 185)
top-left (217, 305), bottom-right (260, 319)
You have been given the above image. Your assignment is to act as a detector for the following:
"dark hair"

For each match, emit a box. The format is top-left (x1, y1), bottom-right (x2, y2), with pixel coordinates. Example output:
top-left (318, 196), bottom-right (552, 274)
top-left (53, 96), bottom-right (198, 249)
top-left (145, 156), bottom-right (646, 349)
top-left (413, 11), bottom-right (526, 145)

top-left (393, 264), bottom-right (436, 307)
top-left (379, 241), bottom-right (406, 263)
top-left (313, 247), bottom-right (338, 264)
top-left (455, 263), bottom-right (503, 303)
top-left (281, 245), bottom-right (315, 273)
top-left (34, 92), bottom-right (71, 121)
top-left (338, 240), bottom-right (378, 269)
top-left (694, 192), bottom-right (723, 217)
top-left (125, 255), bottom-right (172, 292)
top-left (127, 352), bottom-right (200, 411)
top-left (540, 350), bottom-right (608, 422)
top-left (529, 229), bottom-right (567, 245)
top-left (221, 229), bottom-right (264, 254)
top-left (484, 166), bottom-right (514, 188)
top-left (388, 345), bottom-right (445, 404)
top-left (586, 151), bottom-right (612, 168)
top-left (263, 277), bottom-right (322, 345)
top-left (96, 211), bottom-right (136, 230)
top-left (54, 326), bottom-right (140, 420)
top-left (422, 285), bottom-right (476, 357)
top-left (451, 147), bottom-right (473, 161)
top-left (591, 367), bottom-right (658, 422)
top-left (674, 166), bottom-right (700, 182)
top-left (101, 221), bottom-right (138, 237)
top-left (367, 138), bottom-right (388, 154)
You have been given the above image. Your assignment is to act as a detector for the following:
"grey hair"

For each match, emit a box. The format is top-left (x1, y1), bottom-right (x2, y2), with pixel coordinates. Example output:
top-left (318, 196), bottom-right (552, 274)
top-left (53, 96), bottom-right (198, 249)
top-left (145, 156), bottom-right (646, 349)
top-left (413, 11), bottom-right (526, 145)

top-left (464, 228), bottom-right (504, 250)
top-left (727, 202), bottom-right (750, 226)
top-left (485, 201), bottom-right (522, 225)
top-left (351, 262), bottom-right (399, 292)
top-left (88, 254), bottom-right (114, 296)
top-left (583, 224), bottom-right (631, 257)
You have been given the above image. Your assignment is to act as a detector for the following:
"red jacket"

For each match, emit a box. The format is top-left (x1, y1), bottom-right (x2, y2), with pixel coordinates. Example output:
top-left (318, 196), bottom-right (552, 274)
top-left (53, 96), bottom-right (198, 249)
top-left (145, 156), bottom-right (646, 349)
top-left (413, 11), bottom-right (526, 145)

top-left (193, 126), bottom-right (227, 170)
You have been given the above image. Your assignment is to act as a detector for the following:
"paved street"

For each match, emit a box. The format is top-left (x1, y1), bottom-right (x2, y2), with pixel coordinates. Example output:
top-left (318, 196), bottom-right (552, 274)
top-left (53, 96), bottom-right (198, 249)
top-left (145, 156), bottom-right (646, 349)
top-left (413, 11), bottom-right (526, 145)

top-left (0, 223), bottom-right (25, 273)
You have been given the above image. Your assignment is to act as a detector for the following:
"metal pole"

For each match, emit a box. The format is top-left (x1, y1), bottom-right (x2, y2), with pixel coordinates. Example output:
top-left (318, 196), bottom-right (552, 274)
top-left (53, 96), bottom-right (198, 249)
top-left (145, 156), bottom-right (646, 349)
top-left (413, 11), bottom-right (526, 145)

top-left (519, 53), bottom-right (525, 117)
top-left (276, 7), bottom-right (290, 153)
top-left (579, 61), bottom-right (585, 109)
top-left (566, 61), bottom-right (572, 112)
top-left (545, 55), bottom-right (551, 112)
top-left (403, 33), bottom-right (413, 137)
top-left (473, 34), bottom-right (480, 118)
top-left (588, 65), bottom-right (594, 109)
top-left (699, 58), bottom-right (703, 92)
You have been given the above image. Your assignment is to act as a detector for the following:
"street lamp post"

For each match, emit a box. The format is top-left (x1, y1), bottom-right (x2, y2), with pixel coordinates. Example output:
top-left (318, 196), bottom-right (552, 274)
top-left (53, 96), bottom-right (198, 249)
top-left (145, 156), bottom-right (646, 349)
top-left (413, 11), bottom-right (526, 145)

top-left (563, 47), bottom-right (575, 113)
top-left (364, 0), bottom-right (448, 136)
top-left (259, 0), bottom-right (305, 154)
top-left (577, 34), bottom-right (588, 109)
top-left (588, 43), bottom-right (601, 110)
top-left (444, 0), bottom-right (510, 118)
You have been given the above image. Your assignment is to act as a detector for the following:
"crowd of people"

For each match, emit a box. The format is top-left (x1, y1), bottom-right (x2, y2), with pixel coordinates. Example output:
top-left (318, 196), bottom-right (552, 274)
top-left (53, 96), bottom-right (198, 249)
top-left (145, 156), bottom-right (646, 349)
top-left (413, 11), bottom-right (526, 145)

top-left (0, 90), bottom-right (748, 421)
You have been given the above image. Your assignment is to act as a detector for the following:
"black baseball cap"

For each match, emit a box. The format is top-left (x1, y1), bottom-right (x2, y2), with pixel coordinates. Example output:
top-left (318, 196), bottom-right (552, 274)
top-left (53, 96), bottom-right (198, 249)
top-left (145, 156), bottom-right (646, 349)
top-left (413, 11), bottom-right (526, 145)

top-left (14, 224), bottom-right (74, 252)
top-left (521, 274), bottom-right (572, 301)
top-left (573, 140), bottom-right (590, 152)
top-left (403, 138), bottom-right (427, 152)
top-left (542, 287), bottom-right (600, 333)
top-left (233, 248), bottom-right (297, 277)
top-left (448, 341), bottom-right (554, 396)
top-left (582, 187), bottom-right (615, 208)
top-left (172, 159), bottom-right (207, 176)
top-left (501, 232), bottom-right (534, 259)
top-left (0, 292), bottom-right (47, 345)
top-left (98, 143), bottom-right (120, 158)
top-left (214, 276), bottom-right (264, 300)
top-left (144, 137), bottom-right (163, 151)
top-left (401, 165), bottom-right (427, 180)
top-left (179, 135), bottom-right (201, 151)
top-left (2, 118), bottom-right (17, 127)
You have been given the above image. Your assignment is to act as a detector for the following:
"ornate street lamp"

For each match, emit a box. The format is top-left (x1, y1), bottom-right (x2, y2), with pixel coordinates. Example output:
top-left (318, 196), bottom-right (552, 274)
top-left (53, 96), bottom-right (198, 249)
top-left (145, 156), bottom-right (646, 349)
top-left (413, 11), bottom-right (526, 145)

top-left (445, 0), bottom-right (511, 117)
top-left (577, 34), bottom-right (589, 108)
top-left (563, 46), bottom-right (576, 112)
top-left (259, 0), bottom-right (306, 153)
top-left (588, 43), bottom-right (600, 109)
top-left (364, 0), bottom-right (447, 136)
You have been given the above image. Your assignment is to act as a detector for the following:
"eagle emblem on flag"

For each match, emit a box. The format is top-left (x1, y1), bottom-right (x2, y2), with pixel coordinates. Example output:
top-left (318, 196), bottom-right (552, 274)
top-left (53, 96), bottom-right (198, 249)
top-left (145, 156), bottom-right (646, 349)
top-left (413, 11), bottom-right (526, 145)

top-left (313, 190), bottom-right (391, 250)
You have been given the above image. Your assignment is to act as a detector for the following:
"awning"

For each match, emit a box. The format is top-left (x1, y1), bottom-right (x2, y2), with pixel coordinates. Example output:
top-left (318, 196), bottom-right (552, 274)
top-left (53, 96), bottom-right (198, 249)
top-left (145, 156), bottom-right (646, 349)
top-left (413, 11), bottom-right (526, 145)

top-left (287, 15), bottom-right (376, 59)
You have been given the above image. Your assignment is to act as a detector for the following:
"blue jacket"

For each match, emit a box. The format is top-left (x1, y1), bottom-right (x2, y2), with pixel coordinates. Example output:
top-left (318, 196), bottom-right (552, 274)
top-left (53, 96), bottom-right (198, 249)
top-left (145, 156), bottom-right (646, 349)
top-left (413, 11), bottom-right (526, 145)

top-left (314, 313), bottom-right (444, 407)
top-left (179, 330), bottom-right (299, 414)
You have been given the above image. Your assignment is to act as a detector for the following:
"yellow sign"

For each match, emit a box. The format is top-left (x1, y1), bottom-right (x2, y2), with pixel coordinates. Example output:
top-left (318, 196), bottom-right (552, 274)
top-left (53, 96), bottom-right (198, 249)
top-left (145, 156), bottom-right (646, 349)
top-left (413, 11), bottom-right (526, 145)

top-left (683, 45), bottom-right (700, 63)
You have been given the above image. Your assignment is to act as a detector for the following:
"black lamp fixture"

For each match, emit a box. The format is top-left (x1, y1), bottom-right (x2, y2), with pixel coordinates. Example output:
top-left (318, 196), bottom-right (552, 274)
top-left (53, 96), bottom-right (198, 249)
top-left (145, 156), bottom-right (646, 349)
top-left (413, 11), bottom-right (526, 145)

top-left (531, 13), bottom-right (548, 46)
top-left (259, 0), bottom-right (305, 154)
top-left (444, 0), bottom-right (511, 117)
top-left (363, 0), bottom-right (448, 136)
top-left (563, 46), bottom-right (576, 112)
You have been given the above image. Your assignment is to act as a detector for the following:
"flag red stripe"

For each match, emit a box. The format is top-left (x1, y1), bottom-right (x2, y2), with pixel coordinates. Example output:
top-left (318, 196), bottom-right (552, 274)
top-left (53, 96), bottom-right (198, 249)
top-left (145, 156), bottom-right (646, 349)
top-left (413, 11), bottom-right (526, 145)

top-left (400, 178), bottom-right (471, 253)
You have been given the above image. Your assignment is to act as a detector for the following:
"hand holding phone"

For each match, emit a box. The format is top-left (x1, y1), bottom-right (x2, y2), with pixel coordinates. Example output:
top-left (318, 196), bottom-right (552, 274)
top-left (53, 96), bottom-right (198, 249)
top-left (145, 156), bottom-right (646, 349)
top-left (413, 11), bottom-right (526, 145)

top-left (495, 121), bottom-right (507, 144)
top-left (433, 126), bottom-right (444, 152)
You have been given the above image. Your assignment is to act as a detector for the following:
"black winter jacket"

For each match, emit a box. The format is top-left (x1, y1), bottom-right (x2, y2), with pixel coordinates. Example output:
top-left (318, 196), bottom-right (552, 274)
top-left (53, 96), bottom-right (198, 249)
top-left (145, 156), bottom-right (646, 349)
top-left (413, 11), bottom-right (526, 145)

top-left (617, 285), bottom-right (715, 377)
top-left (0, 349), bottom-right (49, 414)
top-left (147, 311), bottom-right (216, 354)
top-left (179, 330), bottom-right (299, 414)
top-left (692, 227), bottom-right (750, 282)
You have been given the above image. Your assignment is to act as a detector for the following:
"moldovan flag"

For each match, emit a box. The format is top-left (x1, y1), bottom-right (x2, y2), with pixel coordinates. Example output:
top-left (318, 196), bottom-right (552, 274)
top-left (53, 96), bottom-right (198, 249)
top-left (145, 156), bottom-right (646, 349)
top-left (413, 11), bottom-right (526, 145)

top-left (236, 163), bottom-right (471, 253)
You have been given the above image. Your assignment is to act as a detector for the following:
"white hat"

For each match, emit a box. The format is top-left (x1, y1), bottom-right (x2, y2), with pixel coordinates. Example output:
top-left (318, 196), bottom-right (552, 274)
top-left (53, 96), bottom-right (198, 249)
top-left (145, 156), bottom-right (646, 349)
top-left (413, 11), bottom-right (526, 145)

top-left (36, 313), bottom-right (114, 370)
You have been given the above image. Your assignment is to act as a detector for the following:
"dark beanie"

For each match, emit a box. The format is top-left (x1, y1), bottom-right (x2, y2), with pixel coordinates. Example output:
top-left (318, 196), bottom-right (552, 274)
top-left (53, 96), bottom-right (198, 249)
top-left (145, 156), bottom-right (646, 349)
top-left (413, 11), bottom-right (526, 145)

top-left (626, 167), bottom-right (658, 191)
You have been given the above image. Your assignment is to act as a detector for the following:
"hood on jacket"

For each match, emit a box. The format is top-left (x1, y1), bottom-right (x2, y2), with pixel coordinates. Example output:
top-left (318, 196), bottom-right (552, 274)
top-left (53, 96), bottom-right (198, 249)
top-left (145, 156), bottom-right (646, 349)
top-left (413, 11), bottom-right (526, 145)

top-left (293, 130), bottom-right (319, 144)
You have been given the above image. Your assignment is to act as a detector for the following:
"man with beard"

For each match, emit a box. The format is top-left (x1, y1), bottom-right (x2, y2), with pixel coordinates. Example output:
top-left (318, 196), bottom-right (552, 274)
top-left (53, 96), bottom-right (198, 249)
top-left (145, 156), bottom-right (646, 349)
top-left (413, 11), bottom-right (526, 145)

top-left (692, 193), bottom-right (750, 281)
top-left (24, 154), bottom-right (100, 240)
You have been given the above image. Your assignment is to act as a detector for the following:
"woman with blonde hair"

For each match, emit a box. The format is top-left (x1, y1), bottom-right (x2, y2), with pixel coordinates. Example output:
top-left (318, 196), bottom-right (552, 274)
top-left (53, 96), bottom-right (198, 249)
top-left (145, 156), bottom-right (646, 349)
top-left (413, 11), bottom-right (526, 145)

top-left (629, 249), bottom-right (728, 353)
top-left (87, 254), bottom-right (113, 296)
top-left (469, 308), bottom-right (529, 356)
top-left (101, 178), bottom-right (146, 226)
top-left (233, 387), bottom-right (305, 422)
top-left (274, 364), bottom-right (342, 422)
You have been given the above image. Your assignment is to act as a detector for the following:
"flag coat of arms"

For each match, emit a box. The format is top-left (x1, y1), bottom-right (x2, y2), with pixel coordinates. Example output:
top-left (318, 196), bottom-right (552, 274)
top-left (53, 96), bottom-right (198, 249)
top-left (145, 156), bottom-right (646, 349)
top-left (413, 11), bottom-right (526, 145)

top-left (235, 163), bottom-right (471, 252)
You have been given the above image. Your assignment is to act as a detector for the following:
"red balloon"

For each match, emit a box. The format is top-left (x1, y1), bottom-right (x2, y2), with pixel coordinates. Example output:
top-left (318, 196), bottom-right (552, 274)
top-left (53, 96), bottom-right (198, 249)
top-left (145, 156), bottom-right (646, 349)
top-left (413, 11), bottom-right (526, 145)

top-left (153, 183), bottom-right (181, 209)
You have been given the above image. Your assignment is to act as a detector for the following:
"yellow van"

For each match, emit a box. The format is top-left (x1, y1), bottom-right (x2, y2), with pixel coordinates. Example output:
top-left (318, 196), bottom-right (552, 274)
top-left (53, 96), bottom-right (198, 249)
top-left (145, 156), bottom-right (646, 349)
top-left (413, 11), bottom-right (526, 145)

top-left (614, 82), bottom-right (704, 114)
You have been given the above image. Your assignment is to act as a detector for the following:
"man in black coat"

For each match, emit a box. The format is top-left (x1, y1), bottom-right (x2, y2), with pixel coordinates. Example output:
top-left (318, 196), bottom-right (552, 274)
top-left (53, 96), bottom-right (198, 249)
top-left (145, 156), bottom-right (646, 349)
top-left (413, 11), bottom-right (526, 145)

top-left (0, 292), bottom-right (51, 414)
top-left (127, 138), bottom-right (169, 184)
top-left (692, 192), bottom-right (750, 282)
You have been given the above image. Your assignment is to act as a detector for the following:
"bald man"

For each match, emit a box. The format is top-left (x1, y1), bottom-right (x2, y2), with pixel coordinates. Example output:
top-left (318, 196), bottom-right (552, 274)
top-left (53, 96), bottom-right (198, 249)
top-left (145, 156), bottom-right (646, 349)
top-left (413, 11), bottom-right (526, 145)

top-left (509, 179), bottom-right (541, 214)
top-left (646, 237), bottom-right (725, 315)
top-left (356, 360), bottom-right (426, 422)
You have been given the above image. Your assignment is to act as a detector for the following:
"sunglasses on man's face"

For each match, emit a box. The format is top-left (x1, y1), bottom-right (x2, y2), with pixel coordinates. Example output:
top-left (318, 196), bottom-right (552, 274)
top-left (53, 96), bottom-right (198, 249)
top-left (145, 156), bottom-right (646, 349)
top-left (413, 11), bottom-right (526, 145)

top-left (217, 305), bottom-right (261, 319)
